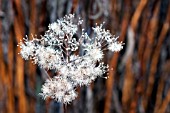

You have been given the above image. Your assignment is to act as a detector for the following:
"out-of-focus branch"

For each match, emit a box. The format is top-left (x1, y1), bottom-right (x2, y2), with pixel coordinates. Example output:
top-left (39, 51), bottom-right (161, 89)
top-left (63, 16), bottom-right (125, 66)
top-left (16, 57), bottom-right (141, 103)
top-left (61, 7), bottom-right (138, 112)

top-left (157, 89), bottom-right (170, 113)
top-left (121, 1), bottom-right (148, 112)
top-left (104, 2), bottom-right (130, 112)
top-left (122, 58), bottom-right (134, 112)
top-left (89, 0), bottom-right (103, 20)
top-left (154, 74), bottom-right (166, 113)
top-left (144, 1), bottom-right (169, 110)
top-left (28, 1), bottom-right (37, 112)
top-left (142, 1), bottom-right (160, 110)
top-left (13, 0), bottom-right (27, 112)
top-left (131, 0), bottom-right (148, 30)
top-left (121, 26), bottom-right (135, 66)
top-left (113, 88), bottom-right (123, 113)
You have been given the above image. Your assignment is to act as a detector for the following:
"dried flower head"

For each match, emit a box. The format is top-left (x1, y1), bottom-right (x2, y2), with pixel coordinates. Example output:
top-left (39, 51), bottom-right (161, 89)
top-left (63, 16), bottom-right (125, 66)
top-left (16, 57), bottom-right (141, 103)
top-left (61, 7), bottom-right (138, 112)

top-left (18, 14), bottom-right (124, 104)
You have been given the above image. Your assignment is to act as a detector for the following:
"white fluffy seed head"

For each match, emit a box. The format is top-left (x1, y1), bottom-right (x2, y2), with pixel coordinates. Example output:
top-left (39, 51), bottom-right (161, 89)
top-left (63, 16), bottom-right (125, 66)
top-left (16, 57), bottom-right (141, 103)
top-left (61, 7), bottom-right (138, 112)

top-left (87, 47), bottom-right (103, 61)
top-left (40, 77), bottom-right (77, 104)
top-left (19, 14), bottom-right (124, 104)
top-left (108, 42), bottom-right (124, 52)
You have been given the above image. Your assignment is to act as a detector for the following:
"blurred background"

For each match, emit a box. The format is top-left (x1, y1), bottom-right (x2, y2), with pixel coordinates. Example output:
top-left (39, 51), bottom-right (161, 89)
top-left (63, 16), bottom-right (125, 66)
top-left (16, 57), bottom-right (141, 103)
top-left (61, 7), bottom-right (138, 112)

top-left (0, 0), bottom-right (170, 113)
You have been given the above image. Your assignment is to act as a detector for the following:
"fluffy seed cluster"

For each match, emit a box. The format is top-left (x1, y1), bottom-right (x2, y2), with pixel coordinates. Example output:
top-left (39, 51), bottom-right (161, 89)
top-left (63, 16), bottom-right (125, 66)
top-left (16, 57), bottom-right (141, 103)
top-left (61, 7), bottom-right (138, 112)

top-left (18, 14), bottom-right (124, 104)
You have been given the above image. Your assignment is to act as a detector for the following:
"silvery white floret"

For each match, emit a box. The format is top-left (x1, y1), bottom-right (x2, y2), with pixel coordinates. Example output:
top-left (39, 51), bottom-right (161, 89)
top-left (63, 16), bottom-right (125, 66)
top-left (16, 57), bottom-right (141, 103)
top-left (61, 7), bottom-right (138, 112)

top-left (108, 41), bottom-right (124, 52)
top-left (18, 14), bottom-right (124, 104)
top-left (19, 38), bottom-right (36, 60)
top-left (85, 43), bottom-right (104, 61)
top-left (40, 77), bottom-right (77, 104)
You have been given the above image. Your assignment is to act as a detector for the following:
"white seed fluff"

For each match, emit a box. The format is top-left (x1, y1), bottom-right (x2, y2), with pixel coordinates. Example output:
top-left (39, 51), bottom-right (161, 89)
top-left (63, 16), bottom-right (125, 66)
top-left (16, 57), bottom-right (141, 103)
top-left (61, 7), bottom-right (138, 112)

top-left (18, 14), bottom-right (124, 104)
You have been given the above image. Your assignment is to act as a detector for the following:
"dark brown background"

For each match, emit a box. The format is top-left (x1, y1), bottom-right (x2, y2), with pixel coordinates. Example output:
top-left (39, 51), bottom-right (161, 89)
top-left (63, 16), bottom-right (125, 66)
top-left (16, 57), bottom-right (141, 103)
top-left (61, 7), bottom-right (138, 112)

top-left (0, 0), bottom-right (170, 113)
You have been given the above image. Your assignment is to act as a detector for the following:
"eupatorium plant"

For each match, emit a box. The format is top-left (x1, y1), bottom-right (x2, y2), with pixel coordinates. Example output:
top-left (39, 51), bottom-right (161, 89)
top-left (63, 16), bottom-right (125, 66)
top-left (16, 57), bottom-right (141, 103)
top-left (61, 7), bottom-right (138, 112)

top-left (18, 14), bottom-right (124, 104)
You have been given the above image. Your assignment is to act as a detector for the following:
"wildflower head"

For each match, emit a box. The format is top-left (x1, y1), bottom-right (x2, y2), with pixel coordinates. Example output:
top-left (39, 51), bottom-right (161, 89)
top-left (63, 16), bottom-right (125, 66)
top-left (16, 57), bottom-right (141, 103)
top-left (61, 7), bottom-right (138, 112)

top-left (18, 14), bottom-right (124, 104)
top-left (40, 77), bottom-right (77, 104)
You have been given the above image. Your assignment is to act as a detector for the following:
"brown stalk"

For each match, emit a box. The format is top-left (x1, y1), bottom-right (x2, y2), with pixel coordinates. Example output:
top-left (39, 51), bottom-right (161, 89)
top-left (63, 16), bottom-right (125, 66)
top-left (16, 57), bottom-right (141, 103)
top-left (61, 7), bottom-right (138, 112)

top-left (154, 61), bottom-right (170, 113)
top-left (135, 4), bottom-right (150, 113)
top-left (157, 89), bottom-right (170, 113)
top-left (14, 18), bottom-right (27, 113)
top-left (13, 0), bottom-right (27, 112)
top-left (0, 1), bottom-right (8, 112)
top-left (122, 58), bottom-right (134, 112)
top-left (144, 1), bottom-right (170, 110)
top-left (142, 1), bottom-right (161, 110)
top-left (152, 5), bottom-right (170, 113)
top-left (153, 75), bottom-right (165, 113)
top-left (104, 4), bottom-right (130, 112)
top-left (72, 0), bottom-right (79, 13)
top-left (6, 31), bottom-right (15, 113)
top-left (130, 0), bottom-right (148, 31)
top-left (126, 0), bottom-right (148, 112)
top-left (122, 0), bottom-right (148, 112)
top-left (0, 19), bottom-right (7, 113)
top-left (28, 1), bottom-right (37, 112)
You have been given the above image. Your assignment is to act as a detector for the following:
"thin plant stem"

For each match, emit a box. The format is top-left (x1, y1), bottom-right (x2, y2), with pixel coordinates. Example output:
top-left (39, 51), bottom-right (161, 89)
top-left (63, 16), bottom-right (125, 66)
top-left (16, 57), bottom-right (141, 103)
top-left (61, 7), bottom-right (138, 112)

top-left (63, 104), bottom-right (67, 113)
